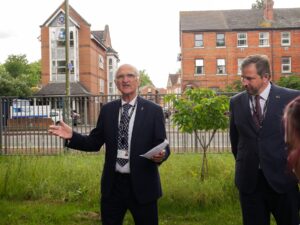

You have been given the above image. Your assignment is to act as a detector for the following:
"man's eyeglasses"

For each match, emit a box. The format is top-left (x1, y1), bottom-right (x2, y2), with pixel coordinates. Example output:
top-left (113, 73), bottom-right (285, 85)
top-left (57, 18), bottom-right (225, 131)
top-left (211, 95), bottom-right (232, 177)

top-left (116, 73), bottom-right (137, 80)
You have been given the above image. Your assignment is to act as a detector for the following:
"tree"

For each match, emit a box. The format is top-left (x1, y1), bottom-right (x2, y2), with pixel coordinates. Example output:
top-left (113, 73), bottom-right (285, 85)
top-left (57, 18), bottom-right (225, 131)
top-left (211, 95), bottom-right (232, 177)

top-left (223, 80), bottom-right (243, 92)
top-left (165, 88), bottom-right (229, 181)
top-left (0, 55), bottom-right (41, 97)
top-left (4, 54), bottom-right (29, 78)
top-left (0, 73), bottom-right (32, 97)
top-left (251, 0), bottom-right (264, 9)
top-left (0, 64), bottom-right (6, 75)
top-left (25, 60), bottom-right (41, 87)
top-left (276, 76), bottom-right (300, 90)
top-left (139, 70), bottom-right (153, 87)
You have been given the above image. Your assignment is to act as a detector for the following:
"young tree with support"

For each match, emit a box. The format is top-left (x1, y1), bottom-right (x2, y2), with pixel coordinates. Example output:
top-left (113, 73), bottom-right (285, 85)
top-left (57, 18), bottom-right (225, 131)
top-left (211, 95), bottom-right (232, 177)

top-left (165, 88), bottom-right (229, 181)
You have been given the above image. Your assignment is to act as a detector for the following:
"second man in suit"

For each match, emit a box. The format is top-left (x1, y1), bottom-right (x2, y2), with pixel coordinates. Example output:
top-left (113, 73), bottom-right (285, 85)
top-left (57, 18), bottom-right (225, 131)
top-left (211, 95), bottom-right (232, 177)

top-left (49, 64), bottom-right (170, 225)
top-left (229, 55), bottom-right (300, 225)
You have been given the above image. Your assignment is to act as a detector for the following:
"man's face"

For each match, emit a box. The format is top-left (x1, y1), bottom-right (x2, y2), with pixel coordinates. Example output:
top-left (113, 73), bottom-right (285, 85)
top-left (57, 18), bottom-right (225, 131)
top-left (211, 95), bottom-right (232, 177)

top-left (241, 63), bottom-right (268, 95)
top-left (115, 65), bottom-right (140, 99)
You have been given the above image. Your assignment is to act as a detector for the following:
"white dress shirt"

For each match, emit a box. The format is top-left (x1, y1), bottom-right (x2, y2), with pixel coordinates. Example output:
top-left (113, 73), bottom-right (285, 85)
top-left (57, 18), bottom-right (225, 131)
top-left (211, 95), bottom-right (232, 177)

top-left (115, 96), bottom-right (137, 173)
top-left (249, 82), bottom-right (271, 118)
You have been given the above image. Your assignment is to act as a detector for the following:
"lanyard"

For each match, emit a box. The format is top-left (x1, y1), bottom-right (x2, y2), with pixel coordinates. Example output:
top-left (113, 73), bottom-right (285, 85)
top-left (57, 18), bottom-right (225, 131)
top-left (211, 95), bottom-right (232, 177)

top-left (118, 100), bottom-right (137, 125)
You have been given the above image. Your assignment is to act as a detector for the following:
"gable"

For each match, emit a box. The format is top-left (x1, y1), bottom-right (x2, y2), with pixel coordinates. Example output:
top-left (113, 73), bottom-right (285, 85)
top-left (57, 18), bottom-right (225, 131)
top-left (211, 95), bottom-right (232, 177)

top-left (48, 11), bottom-right (78, 28)
top-left (41, 3), bottom-right (89, 28)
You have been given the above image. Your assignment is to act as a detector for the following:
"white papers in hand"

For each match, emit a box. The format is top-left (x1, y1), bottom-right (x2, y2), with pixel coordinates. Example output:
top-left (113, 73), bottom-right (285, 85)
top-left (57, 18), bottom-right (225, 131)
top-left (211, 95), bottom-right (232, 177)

top-left (140, 139), bottom-right (169, 159)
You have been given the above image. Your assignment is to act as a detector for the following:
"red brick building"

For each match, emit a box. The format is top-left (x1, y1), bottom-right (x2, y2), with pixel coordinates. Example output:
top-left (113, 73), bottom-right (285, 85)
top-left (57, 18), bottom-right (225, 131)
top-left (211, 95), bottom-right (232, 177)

top-left (166, 73), bottom-right (181, 94)
top-left (37, 2), bottom-right (119, 97)
top-left (139, 84), bottom-right (157, 95)
top-left (179, 0), bottom-right (300, 90)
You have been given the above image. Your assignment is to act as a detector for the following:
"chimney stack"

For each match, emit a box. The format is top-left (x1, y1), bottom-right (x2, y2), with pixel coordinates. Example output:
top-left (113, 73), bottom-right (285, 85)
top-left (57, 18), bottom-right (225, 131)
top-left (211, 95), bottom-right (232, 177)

top-left (264, 0), bottom-right (274, 21)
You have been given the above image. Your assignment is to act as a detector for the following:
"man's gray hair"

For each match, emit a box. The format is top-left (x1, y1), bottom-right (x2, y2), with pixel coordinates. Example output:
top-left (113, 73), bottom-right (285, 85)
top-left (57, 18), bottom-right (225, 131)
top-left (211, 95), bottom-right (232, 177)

top-left (115, 64), bottom-right (140, 77)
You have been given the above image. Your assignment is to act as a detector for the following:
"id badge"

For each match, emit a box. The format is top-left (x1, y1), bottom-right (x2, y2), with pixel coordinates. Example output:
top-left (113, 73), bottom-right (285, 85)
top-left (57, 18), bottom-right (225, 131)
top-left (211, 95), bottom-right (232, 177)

top-left (117, 149), bottom-right (129, 159)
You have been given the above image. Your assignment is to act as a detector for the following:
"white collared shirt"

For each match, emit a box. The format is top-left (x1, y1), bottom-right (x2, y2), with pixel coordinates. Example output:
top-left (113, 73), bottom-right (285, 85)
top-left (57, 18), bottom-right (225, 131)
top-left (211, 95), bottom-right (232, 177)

top-left (249, 82), bottom-right (271, 116)
top-left (115, 96), bottom-right (137, 173)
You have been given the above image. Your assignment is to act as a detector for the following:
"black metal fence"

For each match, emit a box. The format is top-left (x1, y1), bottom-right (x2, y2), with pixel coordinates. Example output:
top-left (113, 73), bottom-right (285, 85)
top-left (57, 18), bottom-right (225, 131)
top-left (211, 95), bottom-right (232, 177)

top-left (0, 94), bottom-right (233, 155)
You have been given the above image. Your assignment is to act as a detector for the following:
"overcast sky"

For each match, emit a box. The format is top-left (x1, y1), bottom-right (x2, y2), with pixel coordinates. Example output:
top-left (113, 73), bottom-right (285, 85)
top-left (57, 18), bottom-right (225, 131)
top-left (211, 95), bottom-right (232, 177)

top-left (0, 0), bottom-right (299, 88)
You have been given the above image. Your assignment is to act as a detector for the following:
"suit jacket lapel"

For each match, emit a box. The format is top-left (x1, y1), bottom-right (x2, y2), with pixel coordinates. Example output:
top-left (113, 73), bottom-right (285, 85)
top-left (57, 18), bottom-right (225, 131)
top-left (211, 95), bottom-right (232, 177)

top-left (241, 92), bottom-right (258, 132)
top-left (112, 99), bottom-right (121, 143)
top-left (260, 84), bottom-right (278, 131)
top-left (131, 96), bottom-right (145, 148)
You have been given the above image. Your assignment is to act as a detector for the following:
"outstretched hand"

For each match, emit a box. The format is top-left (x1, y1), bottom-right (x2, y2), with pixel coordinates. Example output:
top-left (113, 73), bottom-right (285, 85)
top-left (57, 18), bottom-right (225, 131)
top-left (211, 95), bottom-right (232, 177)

top-left (48, 120), bottom-right (73, 140)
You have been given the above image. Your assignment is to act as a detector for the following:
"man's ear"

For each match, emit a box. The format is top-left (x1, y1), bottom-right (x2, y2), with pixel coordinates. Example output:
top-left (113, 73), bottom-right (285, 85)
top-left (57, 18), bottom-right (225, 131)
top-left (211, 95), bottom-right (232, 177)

top-left (137, 76), bottom-right (141, 86)
top-left (263, 73), bottom-right (270, 83)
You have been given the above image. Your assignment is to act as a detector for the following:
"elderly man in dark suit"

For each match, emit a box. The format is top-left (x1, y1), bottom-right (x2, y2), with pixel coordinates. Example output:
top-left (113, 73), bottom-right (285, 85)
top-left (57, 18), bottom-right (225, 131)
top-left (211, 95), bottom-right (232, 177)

top-left (230, 55), bottom-right (300, 225)
top-left (49, 64), bottom-right (170, 225)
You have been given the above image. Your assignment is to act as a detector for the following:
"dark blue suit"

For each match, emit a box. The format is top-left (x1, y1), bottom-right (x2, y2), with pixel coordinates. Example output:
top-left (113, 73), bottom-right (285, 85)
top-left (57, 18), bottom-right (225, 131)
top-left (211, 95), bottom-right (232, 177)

top-left (230, 84), bottom-right (300, 225)
top-left (67, 96), bottom-right (170, 224)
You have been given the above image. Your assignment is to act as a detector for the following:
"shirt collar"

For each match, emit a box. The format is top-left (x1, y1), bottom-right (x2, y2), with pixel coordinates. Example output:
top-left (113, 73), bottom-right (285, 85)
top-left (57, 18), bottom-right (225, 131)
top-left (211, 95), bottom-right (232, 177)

top-left (259, 82), bottom-right (271, 101)
top-left (121, 96), bottom-right (137, 107)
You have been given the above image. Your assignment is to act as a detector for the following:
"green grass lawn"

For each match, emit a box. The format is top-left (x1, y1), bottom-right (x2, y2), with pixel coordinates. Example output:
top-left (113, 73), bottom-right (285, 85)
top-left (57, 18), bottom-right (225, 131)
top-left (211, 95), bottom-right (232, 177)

top-left (0, 153), bottom-right (243, 225)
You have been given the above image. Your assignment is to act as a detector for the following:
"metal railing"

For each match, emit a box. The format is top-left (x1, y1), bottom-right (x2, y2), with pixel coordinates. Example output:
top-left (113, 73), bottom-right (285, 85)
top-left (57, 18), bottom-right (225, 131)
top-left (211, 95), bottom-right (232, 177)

top-left (0, 94), bottom-right (234, 155)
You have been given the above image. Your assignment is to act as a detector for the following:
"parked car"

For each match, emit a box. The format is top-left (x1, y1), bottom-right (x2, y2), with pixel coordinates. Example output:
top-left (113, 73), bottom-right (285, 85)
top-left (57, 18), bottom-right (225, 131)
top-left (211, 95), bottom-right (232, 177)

top-left (163, 107), bottom-right (171, 120)
top-left (49, 110), bottom-right (63, 123)
top-left (71, 110), bottom-right (80, 126)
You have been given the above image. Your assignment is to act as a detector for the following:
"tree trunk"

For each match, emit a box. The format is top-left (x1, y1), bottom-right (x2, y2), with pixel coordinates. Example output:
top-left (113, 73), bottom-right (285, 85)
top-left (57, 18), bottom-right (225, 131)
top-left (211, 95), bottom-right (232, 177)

top-left (200, 146), bottom-right (208, 181)
top-left (195, 129), bottom-right (217, 181)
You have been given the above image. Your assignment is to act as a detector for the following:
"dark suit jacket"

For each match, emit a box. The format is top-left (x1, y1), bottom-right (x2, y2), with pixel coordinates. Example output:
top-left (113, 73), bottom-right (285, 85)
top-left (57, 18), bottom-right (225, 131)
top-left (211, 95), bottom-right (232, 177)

top-left (67, 96), bottom-right (170, 204)
top-left (230, 84), bottom-right (300, 194)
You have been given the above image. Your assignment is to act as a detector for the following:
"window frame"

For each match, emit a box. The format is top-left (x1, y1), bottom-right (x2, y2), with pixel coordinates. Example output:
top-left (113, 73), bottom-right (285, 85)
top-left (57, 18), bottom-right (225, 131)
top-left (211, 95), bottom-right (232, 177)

top-left (237, 58), bottom-right (244, 75)
top-left (50, 26), bottom-right (78, 82)
top-left (281, 32), bottom-right (291, 46)
top-left (194, 34), bottom-right (203, 47)
top-left (99, 55), bottom-right (104, 69)
top-left (259, 32), bottom-right (270, 47)
top-left (281, 57), bottom-right (291, 73)
top-left (216, 59), bottom-right (226, 75)
top-left (99, 78), bottom-right (105, 94)
top-left (195, 59), bottom-right (204, 75)
top-left (237, 32), bottom-right (248, 47)
top-left (216, 33), bottom-right (225, 47)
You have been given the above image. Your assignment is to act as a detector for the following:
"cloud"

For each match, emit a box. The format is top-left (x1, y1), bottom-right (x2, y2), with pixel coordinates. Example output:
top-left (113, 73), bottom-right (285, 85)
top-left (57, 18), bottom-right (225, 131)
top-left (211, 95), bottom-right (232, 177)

top-left (0, 31), bottom-right (13, 39)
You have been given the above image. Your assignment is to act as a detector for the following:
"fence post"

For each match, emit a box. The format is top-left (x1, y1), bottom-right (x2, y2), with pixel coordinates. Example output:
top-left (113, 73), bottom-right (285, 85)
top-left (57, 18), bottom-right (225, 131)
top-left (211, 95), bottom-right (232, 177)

top-left (0, 98), bottom-right (2, 154)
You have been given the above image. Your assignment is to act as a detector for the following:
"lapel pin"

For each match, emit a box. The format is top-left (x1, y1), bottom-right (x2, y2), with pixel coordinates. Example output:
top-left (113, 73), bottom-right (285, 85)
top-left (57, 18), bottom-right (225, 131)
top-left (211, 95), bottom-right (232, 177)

top-left (275, 95), bottom-right (280, 99)
top-left (141, 107), bottom-right (144, 111)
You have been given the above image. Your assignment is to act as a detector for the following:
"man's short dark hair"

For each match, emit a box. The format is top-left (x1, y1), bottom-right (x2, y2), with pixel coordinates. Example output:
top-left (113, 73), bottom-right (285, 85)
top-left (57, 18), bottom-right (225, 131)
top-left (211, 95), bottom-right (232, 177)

top-left (241, 55), bottom-right (271, 78)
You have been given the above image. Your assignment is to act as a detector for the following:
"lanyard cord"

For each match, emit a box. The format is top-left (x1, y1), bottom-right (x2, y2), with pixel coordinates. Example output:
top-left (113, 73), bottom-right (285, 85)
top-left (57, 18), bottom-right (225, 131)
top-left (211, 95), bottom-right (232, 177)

top-left (118, 100), bottom-right (137, 125)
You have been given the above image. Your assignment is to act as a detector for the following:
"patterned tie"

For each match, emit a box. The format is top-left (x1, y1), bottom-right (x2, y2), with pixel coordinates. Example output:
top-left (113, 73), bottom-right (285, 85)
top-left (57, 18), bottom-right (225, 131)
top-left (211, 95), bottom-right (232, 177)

top-left (117, 103), bottom-right (132, 167)
top-left (253, 95), bottom-right (263, 128)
